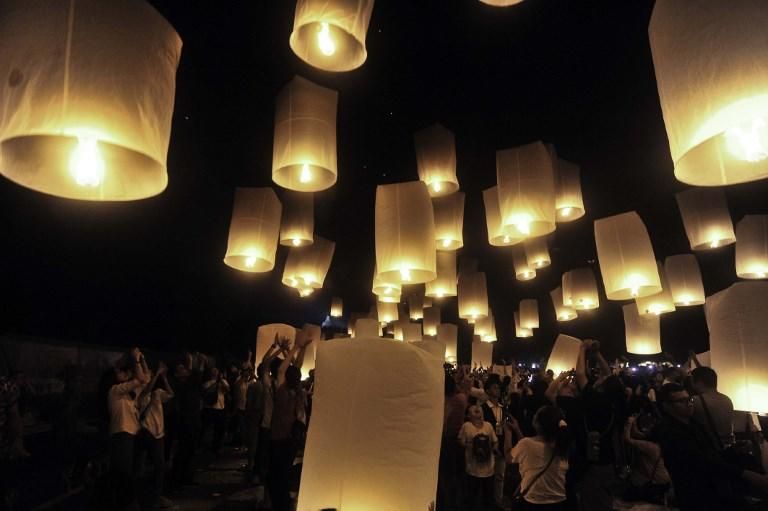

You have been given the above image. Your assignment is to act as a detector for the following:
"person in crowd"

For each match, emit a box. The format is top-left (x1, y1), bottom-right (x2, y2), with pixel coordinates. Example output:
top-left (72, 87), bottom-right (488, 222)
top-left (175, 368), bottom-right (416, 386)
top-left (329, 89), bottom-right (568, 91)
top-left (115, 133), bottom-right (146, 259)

top-left (437, 373), bottom-right (468, 511)
top-left (168, 352), bottom-right (202, 489)
top-left (481, 377), bottom-right (507, 506)
top-left (244, 361), bottom-right (265, 482)
top-left (621, 414), bottom-right (670, 503)
top-left (458, 404), bottom-right (498, 510)
top-left (201, 366), bottom-right (230, 453)
top-left (256, 338), bottom-right (289, 490)
top-left (230, 362), bottom-right (250, 447)
top-left (690, 366), bottom-right (735, 449)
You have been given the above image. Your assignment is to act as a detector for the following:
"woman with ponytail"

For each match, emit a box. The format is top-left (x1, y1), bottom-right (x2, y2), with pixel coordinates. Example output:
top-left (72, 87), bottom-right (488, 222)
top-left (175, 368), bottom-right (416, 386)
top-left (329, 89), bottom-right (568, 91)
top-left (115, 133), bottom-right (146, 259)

top-left (504, 405), bottom-right (570, 510)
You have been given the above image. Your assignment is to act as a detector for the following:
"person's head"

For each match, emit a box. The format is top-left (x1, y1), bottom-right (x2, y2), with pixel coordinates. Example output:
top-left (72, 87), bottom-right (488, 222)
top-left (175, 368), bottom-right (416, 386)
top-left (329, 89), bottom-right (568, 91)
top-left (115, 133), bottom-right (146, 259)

top-left (662, 366), bottom-right (684, 385)
top-left (467, 404), bottom-right (483, 423)
top-left (209, 367), bottom-right (220, 380)
top-left (691, 367), bottom-right (718, 393)
top-left (175, 363), bottom-right (190, 381)
top-left (532, 405), bottom-right (570, 457)
top-left (285, 365), bottom-right (301, 390)
top-left (658, 383), bottom-right (694, 422)
top-left (115, 363), bottom-right (133, 383)
top-left (484, 379), bottom-right (500, 400)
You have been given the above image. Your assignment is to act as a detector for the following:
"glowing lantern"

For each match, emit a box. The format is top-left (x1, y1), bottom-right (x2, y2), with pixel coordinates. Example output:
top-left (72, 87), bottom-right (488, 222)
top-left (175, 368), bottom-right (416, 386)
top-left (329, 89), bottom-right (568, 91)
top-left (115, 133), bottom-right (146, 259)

top-left (330, 297), bottom-right (343, 317)
top-left (433, 192), bottom-right (465, 250)
top-left (635, 263), bottom-right (676, 316)
top-left (426, 251), bottom-right (457, 298)
top-left (474, 310), bottom-right (497, 342)
top-left (458, 272), bottom-right (489, 322)
top-left (513, 245), bottom-right (536, 281)
top-left (664, 255), bottom-right (705, 306)
top-left (676, 189), bottom-right (736, 250)
top-left (279, 191), bottom-right (314, 247)
top-left (0, 1), bottom-right (181, 201)
top-left (273, 76), bottom-right (337, 192)
top-left (224, 188), bottom-right (282, 272)
top-left (414, 123), bottom-right (459, 197)
top-left (377, 301), bottom-right (398, 324)
top-left (479, 0), bottom-right (524, 5)
top-left (372, 266), bottom-right (402, 303)
top-left (483, 187), bottom-right (524, 246)
top-left (496, 141), bottom-right (557, 239)
top-left (649, 0), bottom-right (768, 185)
top-left (408, 291), bottom-right (425, 320)
top-left (289, 0), bottom-right (374, 72)
top-left (546, 335), bottom-right (582, 375)
top-left (423, 306), bottom-right (441, 337)
top-left (594, 211), bottom-right (662, 300)
top-left (353, 318), bottom-right (381, 338)
top-left (282, 236), bottom-right (335, 296)
top-left (375, 181), bottom-right (436, 284)
top-left (472, 336), bottom-right (494, 368)
top-left (524, 237), bottom-right (551, 269)
top-left (438, 324), bottom-right (458, 363)
top-left (623, 303), bottom-right (661, 355)
top-left (550, 287), bottom-right (578, 322)
top-left (423, 296), bottom-right (433, 308)
top-left (562, 267), bottom-right (600, 310)
top-left (403, 323), bottom-right (423, 343)
top-left (555, 159), bottom-right (585, 222)
top-left (255, 323), bottom-right (296, 368)
top-left (519, 299), bottom-right (539, 329)
top-left (705, 282), bottom-right (768, 412)
top-left (514, 311), bottom-right (533, 338)
top-left (736, 215), bottom-right (768, 279)
top-left (298, 339), bottom-right (443, 510)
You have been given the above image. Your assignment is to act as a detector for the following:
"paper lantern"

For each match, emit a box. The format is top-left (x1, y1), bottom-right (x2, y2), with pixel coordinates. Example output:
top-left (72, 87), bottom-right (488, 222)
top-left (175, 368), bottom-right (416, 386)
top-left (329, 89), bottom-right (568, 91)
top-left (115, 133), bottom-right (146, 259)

top-left (664, 255), bottom-right (705, 306)
top-left (403, 323), bottom-right (423, 343)
top-left (282, 236), bottom-right (336, 295)
top-left (458, 272), bottom-right (489, 322)
top-left (272, 76), bottom-right (337, 192)
top-left (550, 287), bottom-right (578, 322)
top-left (472, 336), bottom-right (494, 368)
top-left (299, 324), bottom-right (321, 379)
top-left (483, 187), bottom-right (524, 246)
top-left (423, 306), bottom-right (441, 337)
top-left (594, 211), bottom-right (662, 300)
top-left (479, 0), bottom-right (524, 6)
top-left (330, 297), bottom-right (343, 317)
top-left (546, 335), bottom-right (582, 375)
top-left (412, 339), bottom-right (446, 359)
top-left (555, 159), bottom-right (585, 222)
top-left (736, 215), bottom-right (768, 279)
top-left (512, 245), bottom-right (536, 281)
top-left (255, 323), bottom-right (297, 368)
top-left (224, 188), bottom-right (282, 272)
top-left (279, 191), bottom-right (314, 247)
top-left (0, 0), bottom-right (182, 201)
top-left (623, 303), bottom-right (661, 355)
top-left (635, 263), bottom-right (676, 316)
top-left (433, 192), bottom-right (465, 250)
top-left (408, 291), bottom-right (425, 320)
top-left (438, 324), bottom-right (458, 363)
top-left (298, 339), bottom-right (443, 510)
top-left (377, 301), bottom-right (398, 324)
top-left (675, 188), bottom-right (736, 250)
top-left (423, 296), bottom-right (433, 308)
top-left (649, 0), bottom-right (768, 185)
top-left (496, 142), bottom-right (557, 239)
top-left (372, 266), bottom-right (402, 303)
top-left (414, 124), bottom-right (459, 197)
top-left (519, 299), bottom-right (539, 329)
top-left (706, 282), bottom-right (768, 412)
top-left (426, 250), bottom-right (457, 298)
top-left (353, 318), bottom-right (381, 338)
top-left (375, 181), bottom-right (436, 284)
top-left (474, 310), bottom-right (497, 342)
top-left (514, 312), bottom-right (533, 338)
top-left (562, 267), bottom-right (600, 310)
top-left (524, 237), bottom-right (551, 269)
top-left (289, 0), bottom-right (374, 72)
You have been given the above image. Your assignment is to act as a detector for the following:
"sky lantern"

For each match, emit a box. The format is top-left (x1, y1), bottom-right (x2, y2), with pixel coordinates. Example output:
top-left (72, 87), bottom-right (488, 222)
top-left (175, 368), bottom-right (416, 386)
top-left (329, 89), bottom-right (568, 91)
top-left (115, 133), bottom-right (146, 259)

top-left (423, 306), bottom-right (441, 337)
top-left (524, 237), bottom-right (551, 269)
top-left (550, 287), bottom-right (577, 322)
top-left (635, 262), bottom-right (676, 316)
top-left (289, 0), bottom-right (374, 72)
top-left (472, 335), bottom-right (493, 367)
top-left (555, 158), bottom-right (586, 222)
top-left (675, 188), bottom-right (736, 250)
top-left (282, 236), bottom-right (335, 296)
top-left (255, 323), bottom-right (296, 367)
top-left (414, 123), bottom-right (459, 197)
top-left (458, 271), bottom-right (489, 322)
top-left (562, 267), bottom-right (600, 310)
top-left (425, 251), bottom-right (457, 298)
top-left (519, 299), bottom-right (539, 329)
top-left (705, 282), bottom-right (768, 413)
top-left (432, 192), bottom-right (465, 250)
top-left (438, 324), bottom-right (458, 363)
top-left (402, 323), bottom-right (423, 343)
top-left (0, 1), bottom-right (182, 201)
top-left (377, 301), bottom-right (398, 324)
top-left (279, 191), bottom-right (314, 247)
top-left (272, 76), bottom-right (338, 192)
top-left (479, 0), bottom-right (525, 6)
top-left (665, 254), bottom-right (706, 306)
top-left (408, 291), bottom-right (425, 320)
top-left (514, 311), bottom-right (533, 338)
top-left (594, 211), bottom-right (662, 300)
top-left (736, 215), bottom-right (768, 279)
top-left (372, 266), bottom-right (402, 303)
top-left (474, 310), bottom-right (497, 342)
top-left (546, 335), bottom-right (582, 375)
top-left (224, 188), bottom-right (282, 273)
top-left (375, 181), bottom-right (437, 285)
top-left (483, 187), bottom-right (523, 246)
top-left (512, 245), bottom-right (536, 281)
top-left (623, 303), bottom-right (661, 355)
top-left (649, 0), bottom-right (768, 185)
top-left (330, 297), bottom-right (343, 317)
top-left (496, 141), bottom-right (557, 239)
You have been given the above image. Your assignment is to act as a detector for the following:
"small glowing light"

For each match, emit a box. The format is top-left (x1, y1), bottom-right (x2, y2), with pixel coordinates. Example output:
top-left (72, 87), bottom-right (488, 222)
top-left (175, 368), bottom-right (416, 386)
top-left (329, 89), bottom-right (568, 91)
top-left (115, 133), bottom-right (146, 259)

top-left (710, 239), bottom-right (721, 248)
top-left (625, 274), bottom-right (645, 297)
top-left (291, 238), bottom-right (301, 247)
top-left (441, 238), bottom-right (451, 248)
top-left (70, 137), bottom-right (105, 187)
top-left (400, 267), bottom-right (411, 281)
top-left (725, 117), bottom-right (768, 162)
top-left (299, 163), bottom-right (312, 183)
top-left (523, 271), bottom-right (531, 278)
top-left (758, 272), bottom-right (767, 278)
top-left (244, 256), bottom-right (257, 268)
top-left (432, 182), bottom-right (442, 193)
top-left (317, 22), bottom-right (336, 56)
top-left (561, 207), bottom-right (572, 217)
top-left (503, 236), bottom-right (511, 244)
top-left (536, 260), bottom-right (544, 268)
top-left (682, 300), bottom-right (691, 306)
top-left (436, 291), bottom-right (445, 298)
top-left (384, 287), bottom-right (392, 295)
top-left (299, 288), bottom-right (314, 298)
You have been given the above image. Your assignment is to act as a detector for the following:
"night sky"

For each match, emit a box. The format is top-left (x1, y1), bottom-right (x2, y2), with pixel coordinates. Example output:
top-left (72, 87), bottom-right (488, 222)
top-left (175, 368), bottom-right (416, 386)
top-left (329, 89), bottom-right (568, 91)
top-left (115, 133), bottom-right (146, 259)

top-left (1, 0), bottom-right (767, 362)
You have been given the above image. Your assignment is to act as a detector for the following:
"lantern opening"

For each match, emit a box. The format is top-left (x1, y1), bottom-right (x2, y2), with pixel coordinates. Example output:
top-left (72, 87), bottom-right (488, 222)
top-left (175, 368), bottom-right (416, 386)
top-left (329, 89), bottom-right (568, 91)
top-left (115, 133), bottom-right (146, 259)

top-left (70, 137), bottom-right (105, 188)
top-left (440, 238), bottom-right (451, 248)
top-left (725, 116), bottom-right (768, 163)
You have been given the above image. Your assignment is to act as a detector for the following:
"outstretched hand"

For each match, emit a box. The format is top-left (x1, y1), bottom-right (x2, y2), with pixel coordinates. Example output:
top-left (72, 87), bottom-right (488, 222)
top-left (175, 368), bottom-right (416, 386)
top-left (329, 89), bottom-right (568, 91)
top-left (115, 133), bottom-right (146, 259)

top-left (295, 330), bottom-right (314, 349)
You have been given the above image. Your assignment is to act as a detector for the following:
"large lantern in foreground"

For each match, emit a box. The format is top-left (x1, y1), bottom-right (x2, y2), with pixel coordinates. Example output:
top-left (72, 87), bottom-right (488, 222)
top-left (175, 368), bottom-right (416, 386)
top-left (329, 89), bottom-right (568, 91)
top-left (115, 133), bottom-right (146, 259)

top-left (623, 303), bottom-right (661, 355)
top-left (458, 272), bottom-right (489, 322)
top-left (472, 336), bottom-right (493, 367)
top-left (706, 282), bottom-right (768, 412)
top-left (0, 0), bottom-right (182, 201)
top-left (483, 187), bottom-right (523, 246)
top-left (433, 192), bottom-right (465, 250)
top-left (273, 76), bottom-right (338, 192)
top-left (353, 318), bottom-right (380, 338)
top-left (423, 306), bottom-right (441, 337)
top-left (546, 335), bottom-right (582, 375)
top-left (736, 215), bottom-right (768, 279)
top-left (279, 191), bottom-right (314, 247)
top-left (562, 267), bottom-right (600, 310)
top-left (514, 312), bottom-right (532, 338)
top-left (426, 251), bottom-right (458, 298)
top-left (330, 297), bottom-right (343, 317)
top-left (555, 159), bottom-right (585, 222)
top-left (282, 236), bottom-right (336, 296)
top-left (513, 245), bottom-right (536, 281)
top-left (289, 0), bottom-right (374, 72)
top-left (550, 287), bottom-right (577, 322)
top-left (414, 124), bottom-right (459, 197)
top-left (594, 211), bottom-right (661, 300)
top-left (438, 323), bottom-right (458, 363)
top-left (375, 181), bottom-right (436, 284)
top-left (635, 263), bottom-right (676, 316)
top-left (649, 0), bottom-right (768, 185)
top-left (224, 188), bottom-right (282, 272)
top-left (524, 237), bottom-right (551, 269)
top-left (519, 299), bottom-right (539, 329)
top-left (664, 254), bottom-right (705, 306)
top-left (675, 188), bottom-right (736, 250)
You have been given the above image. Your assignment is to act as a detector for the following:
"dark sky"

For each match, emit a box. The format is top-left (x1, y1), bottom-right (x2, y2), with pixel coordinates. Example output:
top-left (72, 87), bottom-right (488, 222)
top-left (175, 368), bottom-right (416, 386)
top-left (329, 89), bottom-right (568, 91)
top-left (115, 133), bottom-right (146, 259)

top-left (1, 0), bottom-right (766, 362)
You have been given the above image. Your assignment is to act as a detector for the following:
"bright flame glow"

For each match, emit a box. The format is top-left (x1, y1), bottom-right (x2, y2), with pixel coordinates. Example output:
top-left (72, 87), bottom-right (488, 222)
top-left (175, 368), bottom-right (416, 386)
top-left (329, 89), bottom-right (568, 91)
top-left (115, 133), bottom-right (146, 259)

top-left (503, 236), bottom-right (511, 244)
top-left (432, 182), bottom-right (442, 193)
top-left (535, 260), bottom-right (545, 268)
top-left (299, 163), bottom-right (312, 183)
top-left (441, 238), bottom-right (451, 248)
top-left (299, 288), bottom-right (314, 297)
top-left (69, 137), bottom-right (105, 187)
top-left (244, 256), bottom-right (257, 268)
top-left (725, 117), bottom-right (768, 162)
top-left (507, 214), bottom-right (533, 235)
top-left (625, 274), bottom-right (646, 297)
top-left (710, 239), bottom-right (721, 248)
top-left (383, 287), bottom-right (392, 295)
top-left (436, 290), bottom-right (445, 298)
top-left (400, 267), bottom-right (412, 281)
top-left (561, 207), bottom-right (572, 217)
top-left (317, 22), bottom-right (336, 56)
top-left (292, 238), bottom-right (301, 246)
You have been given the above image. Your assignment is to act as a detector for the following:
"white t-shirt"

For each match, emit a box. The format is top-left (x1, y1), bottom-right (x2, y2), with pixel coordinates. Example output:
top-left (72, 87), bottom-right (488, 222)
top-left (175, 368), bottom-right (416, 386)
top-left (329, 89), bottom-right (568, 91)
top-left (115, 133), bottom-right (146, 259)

top-left (203, 379), bottom-right (229, 410)
top-left (109, 381), bottom-right (141, 435)
top-left (141, 389), bottom-right (173, 439)
top-left (458, 421), bottom-right (497, 478)
top-left (510, 437), bottom-right (568, 505)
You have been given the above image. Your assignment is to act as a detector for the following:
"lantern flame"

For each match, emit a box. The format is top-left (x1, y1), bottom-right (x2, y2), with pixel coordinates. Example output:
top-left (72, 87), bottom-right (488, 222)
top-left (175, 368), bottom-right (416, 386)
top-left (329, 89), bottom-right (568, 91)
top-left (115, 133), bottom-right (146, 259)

top-left (441, 238), bottom-right (451, 248)
top-left (561, 207), bottom-right (572, 217)
top-left (70, 137), bottom-right (105, 187)
top-left (725, 117), bottom-right (768, 162)
top-left (432, 182), bottom-right (442, 193)
top-left (625, 274), bottom-right (646, 297)
top-left (400, 267), bottom-right (412, 282)
top-left (503, 236), bottom-right (511, 244)
top-left (299, 163), bottom-right (312, 183)
top-left (244, 255), bottom-right (257, 268)
top-left (292, 238), bottom-right (301, 246)
top-left (710, 239), bottom-right (720, 248)
top-left (317, 22), bottom-right (336, 56)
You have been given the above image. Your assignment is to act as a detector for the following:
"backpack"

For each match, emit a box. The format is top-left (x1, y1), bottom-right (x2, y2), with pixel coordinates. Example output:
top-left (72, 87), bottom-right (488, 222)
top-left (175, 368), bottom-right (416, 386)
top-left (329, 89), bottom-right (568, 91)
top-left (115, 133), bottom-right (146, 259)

top-left (472, 433), bottom-right (492, 463)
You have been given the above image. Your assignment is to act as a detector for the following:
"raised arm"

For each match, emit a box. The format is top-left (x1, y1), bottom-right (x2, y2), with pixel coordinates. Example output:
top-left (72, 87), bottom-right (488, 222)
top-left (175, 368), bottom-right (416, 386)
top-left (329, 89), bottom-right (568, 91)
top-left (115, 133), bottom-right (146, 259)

top-left (575, 342), bottom-right (589, 390)
top-left (277, 331), bottom-right (314, 387)
top-left (545, 372), bottom-right (568, 404)
top-left (132, 348), bottom-right (151, 385)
